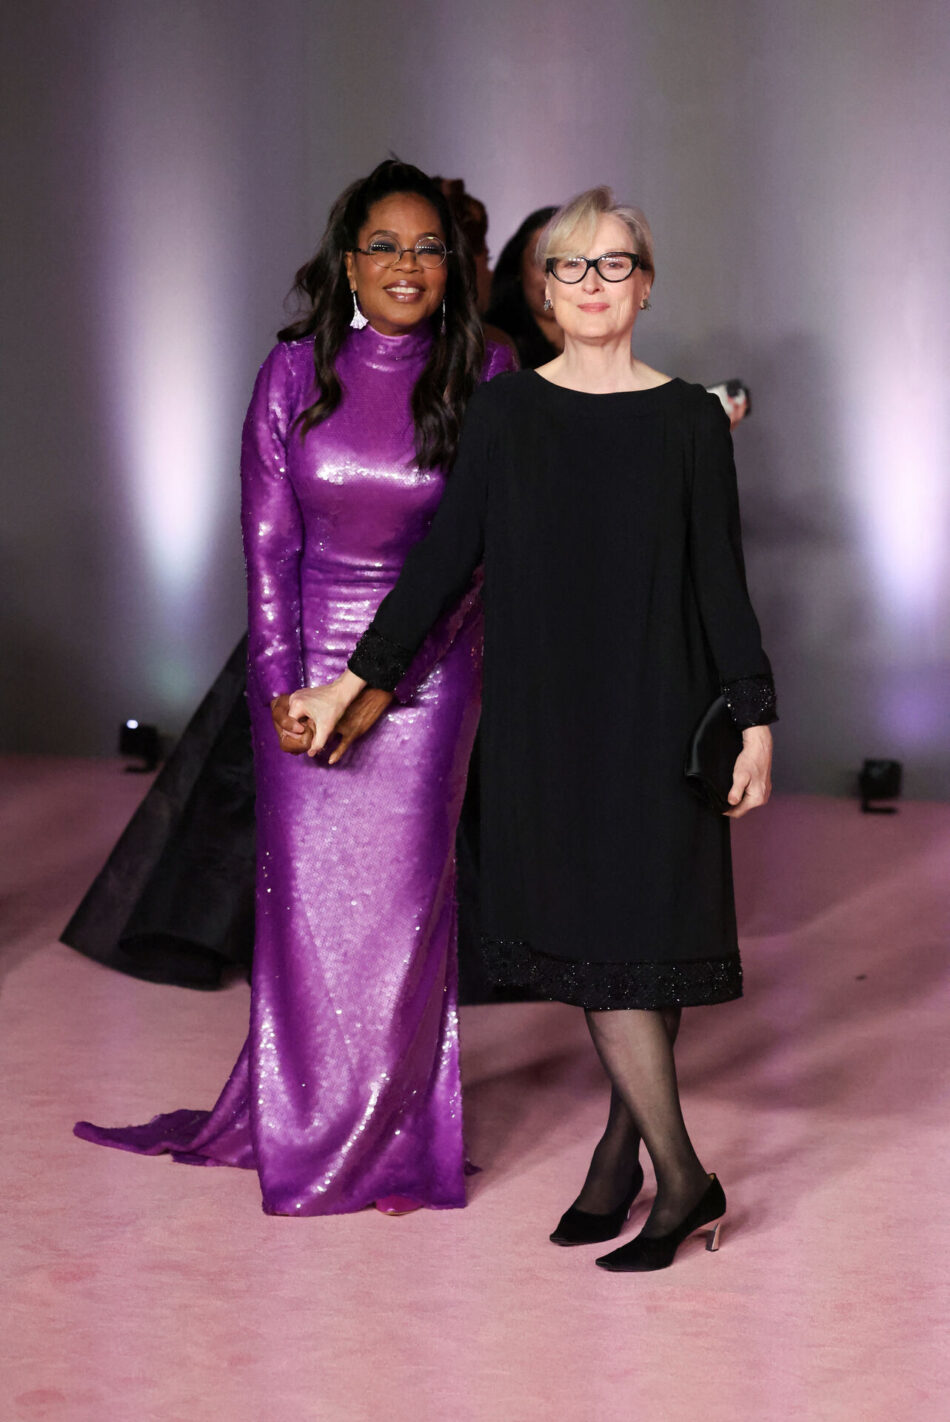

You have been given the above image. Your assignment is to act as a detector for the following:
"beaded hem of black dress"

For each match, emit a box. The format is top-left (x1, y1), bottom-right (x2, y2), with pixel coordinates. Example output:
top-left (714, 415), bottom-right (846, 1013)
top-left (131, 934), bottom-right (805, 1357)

top-left (481, 937), bottom-right (743, 1011)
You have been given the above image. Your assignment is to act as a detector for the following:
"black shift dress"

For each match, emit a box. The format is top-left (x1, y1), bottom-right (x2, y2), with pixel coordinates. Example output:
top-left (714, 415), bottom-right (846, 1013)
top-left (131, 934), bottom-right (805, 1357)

top-left (350, 371), bottom-right (777, 1010)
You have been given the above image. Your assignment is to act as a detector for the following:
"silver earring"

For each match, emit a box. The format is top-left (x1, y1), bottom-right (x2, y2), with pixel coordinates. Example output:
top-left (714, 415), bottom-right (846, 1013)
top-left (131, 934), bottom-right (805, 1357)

top-left (543, 297), bottom-right (553, 312)
top-left (440, 298), bottom-right (446, 335)
top-left (640, 298), bottom-right (651, 311)
top-left (350, 291), bottom-right (368, 329)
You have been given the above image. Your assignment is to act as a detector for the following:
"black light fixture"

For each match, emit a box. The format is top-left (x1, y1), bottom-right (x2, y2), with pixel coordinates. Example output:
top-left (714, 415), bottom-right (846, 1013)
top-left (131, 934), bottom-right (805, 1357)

top-left (858, 758), bottom-right (902, 814)
top-left (119, 719), bottom-right (162, 773)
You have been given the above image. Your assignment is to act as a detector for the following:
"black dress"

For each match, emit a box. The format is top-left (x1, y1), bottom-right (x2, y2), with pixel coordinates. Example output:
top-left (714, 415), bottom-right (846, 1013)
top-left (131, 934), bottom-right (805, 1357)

top-left (350, 372), bottom-right (777, 1010)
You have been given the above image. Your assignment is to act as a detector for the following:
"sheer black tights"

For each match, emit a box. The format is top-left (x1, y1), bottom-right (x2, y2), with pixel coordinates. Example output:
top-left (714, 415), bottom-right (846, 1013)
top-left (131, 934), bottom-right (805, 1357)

top-left (574, 1007), bottom-right (709, 1235)
top-left (571, 1008), bottom-right (678, 1214)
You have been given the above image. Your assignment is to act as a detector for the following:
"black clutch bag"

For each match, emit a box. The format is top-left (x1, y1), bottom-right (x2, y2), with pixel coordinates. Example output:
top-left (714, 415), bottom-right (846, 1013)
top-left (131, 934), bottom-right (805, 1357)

top-left (684, 695), bottom-right (743, 814)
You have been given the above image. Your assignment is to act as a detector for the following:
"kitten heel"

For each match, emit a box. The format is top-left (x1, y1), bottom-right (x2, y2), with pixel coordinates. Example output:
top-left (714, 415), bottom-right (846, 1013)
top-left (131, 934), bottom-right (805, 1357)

top-left (595, 1173), bottom-right (727, 1273)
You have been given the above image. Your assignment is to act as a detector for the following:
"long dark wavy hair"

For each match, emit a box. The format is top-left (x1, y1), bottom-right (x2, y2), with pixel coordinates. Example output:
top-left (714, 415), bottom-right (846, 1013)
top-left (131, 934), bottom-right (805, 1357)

top-left (277, 160), bottom-right (485, 470)
top-left (484, 206), bottom-right (558, 370)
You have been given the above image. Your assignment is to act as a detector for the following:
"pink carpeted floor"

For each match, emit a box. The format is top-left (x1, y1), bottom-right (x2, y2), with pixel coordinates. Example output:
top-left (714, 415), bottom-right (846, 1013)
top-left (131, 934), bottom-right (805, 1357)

top-left (2, 756), bottom-right (948, 1421)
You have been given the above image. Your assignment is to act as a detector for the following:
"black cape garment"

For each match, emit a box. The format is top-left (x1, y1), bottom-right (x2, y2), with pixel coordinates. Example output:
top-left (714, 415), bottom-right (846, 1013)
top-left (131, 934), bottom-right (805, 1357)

top-left (350, 371), bottom-right (777, 1011)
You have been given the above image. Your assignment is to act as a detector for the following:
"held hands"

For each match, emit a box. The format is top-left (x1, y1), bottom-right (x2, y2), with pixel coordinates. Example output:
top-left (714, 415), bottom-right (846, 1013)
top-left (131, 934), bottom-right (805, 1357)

top-left (725, 725), bottom-right (773, 819)
top-left (284, 670), bottom-right (373, 764)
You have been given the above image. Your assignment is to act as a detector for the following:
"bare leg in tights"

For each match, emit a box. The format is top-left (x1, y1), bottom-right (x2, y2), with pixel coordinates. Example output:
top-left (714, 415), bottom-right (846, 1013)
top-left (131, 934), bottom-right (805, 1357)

top-left (574, 1007), bottom-right (710, 1234)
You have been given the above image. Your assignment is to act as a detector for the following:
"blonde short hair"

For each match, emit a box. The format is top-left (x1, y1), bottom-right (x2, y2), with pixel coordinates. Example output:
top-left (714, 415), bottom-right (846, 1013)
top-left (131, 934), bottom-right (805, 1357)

top-left (537, 187), bottom-right (655, 277)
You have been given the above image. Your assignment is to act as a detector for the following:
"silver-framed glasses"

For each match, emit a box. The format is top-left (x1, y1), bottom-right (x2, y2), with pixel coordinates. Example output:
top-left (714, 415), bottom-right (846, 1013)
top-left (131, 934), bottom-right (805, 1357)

top-left (355, 238), bottom-right (451, 270)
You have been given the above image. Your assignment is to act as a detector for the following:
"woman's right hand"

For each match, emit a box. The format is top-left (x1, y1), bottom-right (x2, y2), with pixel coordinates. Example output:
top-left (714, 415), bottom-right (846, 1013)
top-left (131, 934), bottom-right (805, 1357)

top-left (270, 694), bottom-right (313, 755)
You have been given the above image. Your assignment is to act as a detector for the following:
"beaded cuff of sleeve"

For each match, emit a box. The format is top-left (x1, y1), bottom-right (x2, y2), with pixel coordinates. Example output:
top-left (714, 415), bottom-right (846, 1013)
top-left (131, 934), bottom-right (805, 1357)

top-left (348, 625), bottom-right (414, 693)
top-left (722, 673), bottom-right (778, 730)
top-left (482, 937), bottom-right (743, 1011)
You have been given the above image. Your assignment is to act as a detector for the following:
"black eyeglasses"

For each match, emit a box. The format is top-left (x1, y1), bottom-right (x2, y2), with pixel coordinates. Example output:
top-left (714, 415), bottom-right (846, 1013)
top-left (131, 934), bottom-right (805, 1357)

top-left (355, 238), bottom-right (451, 270)
top-left (545, 252), bottom-right (644, 284)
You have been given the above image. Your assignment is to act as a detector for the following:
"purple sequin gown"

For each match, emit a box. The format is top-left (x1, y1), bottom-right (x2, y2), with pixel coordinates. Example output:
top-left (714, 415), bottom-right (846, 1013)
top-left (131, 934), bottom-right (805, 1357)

top-left (75, 322), bottom-right (516, 1214)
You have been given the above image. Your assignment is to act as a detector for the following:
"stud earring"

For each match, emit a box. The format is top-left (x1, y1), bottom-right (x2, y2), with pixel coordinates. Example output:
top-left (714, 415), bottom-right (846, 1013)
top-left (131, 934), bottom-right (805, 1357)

top-left (350, 291), bottom-right (368, 329)
top-left (543, 298), bottom-right (553, 312)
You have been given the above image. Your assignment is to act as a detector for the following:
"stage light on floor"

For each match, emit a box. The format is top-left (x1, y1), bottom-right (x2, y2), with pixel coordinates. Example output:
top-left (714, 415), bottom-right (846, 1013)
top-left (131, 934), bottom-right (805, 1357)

top-left (119, 719), bottom-right (161, 773)
top-left (858, 758), bottom-right (902, 815)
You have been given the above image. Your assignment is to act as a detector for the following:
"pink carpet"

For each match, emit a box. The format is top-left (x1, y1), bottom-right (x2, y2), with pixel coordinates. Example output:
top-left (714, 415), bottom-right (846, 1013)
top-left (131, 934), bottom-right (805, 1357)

top-left (2, 756), bottom-right (948, 1421)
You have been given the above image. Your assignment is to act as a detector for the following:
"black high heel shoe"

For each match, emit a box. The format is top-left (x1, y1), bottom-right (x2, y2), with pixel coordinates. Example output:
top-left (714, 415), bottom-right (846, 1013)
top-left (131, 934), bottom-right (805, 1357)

top-left (549, 1162), bottom-right (645, 1247)
top-left (595, 1173), bottom-right (726, 1272)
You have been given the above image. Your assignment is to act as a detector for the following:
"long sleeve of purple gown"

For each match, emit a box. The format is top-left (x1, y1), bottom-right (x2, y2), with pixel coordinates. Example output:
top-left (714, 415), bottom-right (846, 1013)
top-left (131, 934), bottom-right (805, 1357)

top-left (241, 344), bottom-right (305, 703)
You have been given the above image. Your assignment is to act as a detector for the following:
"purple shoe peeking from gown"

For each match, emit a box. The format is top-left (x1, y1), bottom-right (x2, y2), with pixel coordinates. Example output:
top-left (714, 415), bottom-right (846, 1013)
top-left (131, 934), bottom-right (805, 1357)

top-left (75, 321), bottom-right (516, 1215)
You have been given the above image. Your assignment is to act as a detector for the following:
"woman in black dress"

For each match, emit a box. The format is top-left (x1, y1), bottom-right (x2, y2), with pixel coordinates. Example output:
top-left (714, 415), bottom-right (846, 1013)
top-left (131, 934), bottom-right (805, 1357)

top-left (292, 186), bottom-right (777, 1273)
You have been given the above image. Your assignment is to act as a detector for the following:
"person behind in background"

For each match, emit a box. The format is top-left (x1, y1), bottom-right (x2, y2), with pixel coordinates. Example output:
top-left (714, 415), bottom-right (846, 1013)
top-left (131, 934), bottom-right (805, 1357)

top-left (485, 205), bottom-right (560, 368)
top-left (293, 186), bottom-right (777, 1271)
top-left (74, 160), bottom-right (516, 1218)
top-left (434, 176), bottom-right (493, 314)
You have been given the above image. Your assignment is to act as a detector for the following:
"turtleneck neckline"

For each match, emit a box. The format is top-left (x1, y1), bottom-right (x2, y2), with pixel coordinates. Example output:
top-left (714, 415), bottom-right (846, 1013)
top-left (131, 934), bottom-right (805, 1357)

top-left (348, 319), bottom-right (434, 367)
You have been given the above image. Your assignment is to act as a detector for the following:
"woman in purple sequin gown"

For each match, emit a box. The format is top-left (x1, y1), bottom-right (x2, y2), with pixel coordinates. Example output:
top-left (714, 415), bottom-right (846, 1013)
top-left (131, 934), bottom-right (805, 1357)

top-left (75, 162), bottom-right (515, 1216)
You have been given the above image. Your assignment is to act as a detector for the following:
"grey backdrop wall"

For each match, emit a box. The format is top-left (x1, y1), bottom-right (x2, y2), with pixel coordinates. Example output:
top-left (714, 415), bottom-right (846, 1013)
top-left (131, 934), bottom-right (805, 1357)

top-left (4, 0), bottom-right (949, 795)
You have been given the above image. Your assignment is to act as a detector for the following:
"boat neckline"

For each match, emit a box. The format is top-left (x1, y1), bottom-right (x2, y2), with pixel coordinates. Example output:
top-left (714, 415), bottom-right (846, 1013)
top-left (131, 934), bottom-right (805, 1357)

top-left (528, 370), bottom-right (682, 398)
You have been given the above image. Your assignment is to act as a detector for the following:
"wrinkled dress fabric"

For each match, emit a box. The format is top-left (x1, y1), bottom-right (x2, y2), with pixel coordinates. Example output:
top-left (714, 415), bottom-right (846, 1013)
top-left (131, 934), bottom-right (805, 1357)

top-left (74, 325), bottom-right (516, 1214)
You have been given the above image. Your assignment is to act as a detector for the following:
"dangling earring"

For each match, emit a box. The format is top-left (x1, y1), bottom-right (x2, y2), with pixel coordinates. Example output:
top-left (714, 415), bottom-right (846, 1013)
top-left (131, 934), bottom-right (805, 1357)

top-left (543, 298), bottom-right (553, 312)
top-left (350, 290), bottom-right (368, 330)
top-left (640, 298), bottom-right (651, 311)
top-left (440, 299), bottom-right (446, 335)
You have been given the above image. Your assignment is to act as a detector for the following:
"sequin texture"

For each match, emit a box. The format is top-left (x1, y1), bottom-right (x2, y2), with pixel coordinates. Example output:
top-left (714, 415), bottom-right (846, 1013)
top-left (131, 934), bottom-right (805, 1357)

top-left (482, 937), bottom-right (743, 1010)
top-left (73, 324), bottom-right (517, 1214)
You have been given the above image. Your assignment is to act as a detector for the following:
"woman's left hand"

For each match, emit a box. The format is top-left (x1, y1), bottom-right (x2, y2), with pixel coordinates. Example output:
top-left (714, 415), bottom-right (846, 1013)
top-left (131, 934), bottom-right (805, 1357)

top-left (325, 688), bottom-right (394, 765)
top-left (725, 725), bottom-right (773, 818)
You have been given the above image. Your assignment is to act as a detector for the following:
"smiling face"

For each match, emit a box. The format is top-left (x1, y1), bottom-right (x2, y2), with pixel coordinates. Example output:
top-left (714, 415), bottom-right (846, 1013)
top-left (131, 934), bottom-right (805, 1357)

top-left (544, 213), bottom-right (652, 346)
top-left (344, 192), bottom-right (449, 337)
